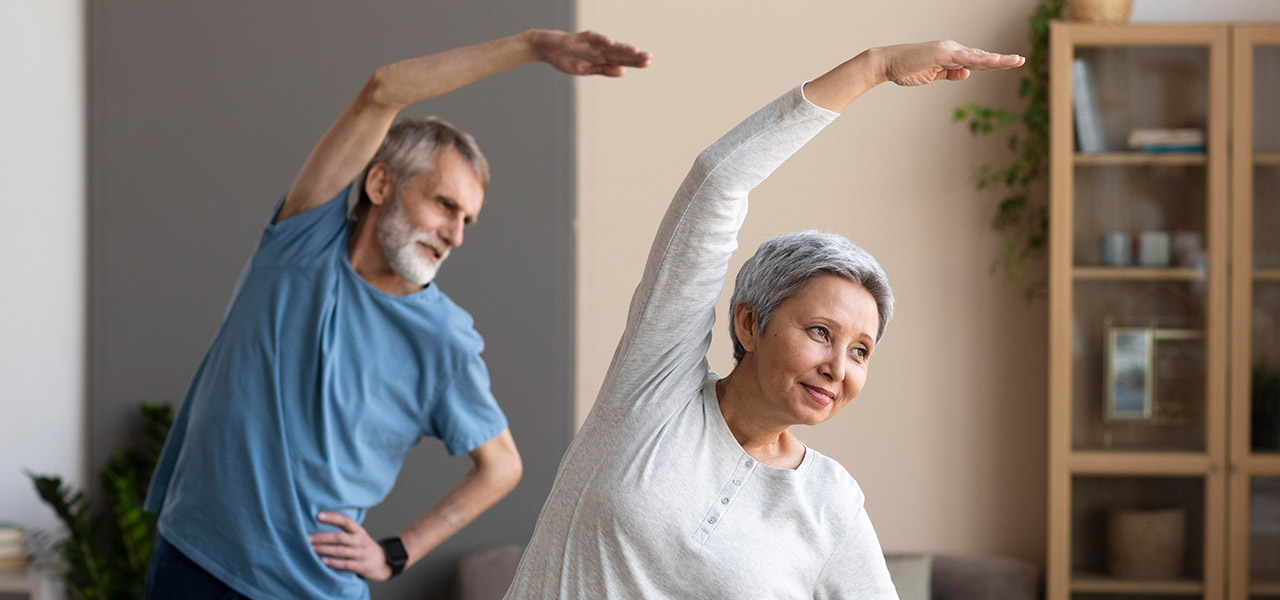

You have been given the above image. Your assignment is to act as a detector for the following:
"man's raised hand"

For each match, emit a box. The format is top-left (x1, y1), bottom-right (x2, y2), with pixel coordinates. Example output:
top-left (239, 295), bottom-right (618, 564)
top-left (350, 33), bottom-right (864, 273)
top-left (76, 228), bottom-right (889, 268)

top-left (530, 30), bottom-right (652, 77)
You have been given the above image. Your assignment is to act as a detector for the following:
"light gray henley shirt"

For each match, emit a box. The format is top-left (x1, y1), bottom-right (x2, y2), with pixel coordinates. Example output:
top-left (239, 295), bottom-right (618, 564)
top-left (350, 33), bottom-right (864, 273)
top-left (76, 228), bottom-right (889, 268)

top-left (505, 84), bottom-right (898, 600)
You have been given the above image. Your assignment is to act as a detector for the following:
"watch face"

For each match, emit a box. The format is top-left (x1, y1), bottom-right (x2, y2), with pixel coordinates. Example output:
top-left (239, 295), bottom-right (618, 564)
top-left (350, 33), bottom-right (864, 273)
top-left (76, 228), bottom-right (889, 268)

top-left (382, 537), bottom-right (408, 569)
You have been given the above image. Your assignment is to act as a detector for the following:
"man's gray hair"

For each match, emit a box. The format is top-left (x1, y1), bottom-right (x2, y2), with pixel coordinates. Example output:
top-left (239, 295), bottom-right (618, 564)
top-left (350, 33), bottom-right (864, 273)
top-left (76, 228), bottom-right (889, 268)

top-left (354, 116), bottom-right (489, 218)
top-left (728, 230), bottom-right (894, 363)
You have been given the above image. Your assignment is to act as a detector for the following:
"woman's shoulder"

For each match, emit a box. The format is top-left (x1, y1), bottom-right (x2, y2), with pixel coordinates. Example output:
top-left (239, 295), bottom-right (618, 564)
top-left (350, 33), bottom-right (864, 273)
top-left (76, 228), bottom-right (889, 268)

top-left (801, 447), bottom-right (867, 509)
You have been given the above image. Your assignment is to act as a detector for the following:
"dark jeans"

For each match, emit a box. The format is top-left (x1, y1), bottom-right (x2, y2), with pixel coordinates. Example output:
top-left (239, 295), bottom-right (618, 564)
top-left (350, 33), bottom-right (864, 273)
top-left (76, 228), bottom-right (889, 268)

top-left (146, 536), bottom-right (252, 600)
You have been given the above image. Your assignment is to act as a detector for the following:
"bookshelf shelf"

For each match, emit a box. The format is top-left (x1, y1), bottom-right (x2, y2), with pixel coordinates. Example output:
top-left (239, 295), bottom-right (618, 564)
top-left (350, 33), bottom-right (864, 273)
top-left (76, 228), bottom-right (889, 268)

top-left (1257, 152), bottom-right (1280, 165)
top-left (1074, 152), bottom-right (1206, 166)
top-left (1069, 573), bottom-right (1203, 595)
top-left (1073, 266), bottom-right (1204, 280)
top-left (1256, 268), bottom-right (1280, 282)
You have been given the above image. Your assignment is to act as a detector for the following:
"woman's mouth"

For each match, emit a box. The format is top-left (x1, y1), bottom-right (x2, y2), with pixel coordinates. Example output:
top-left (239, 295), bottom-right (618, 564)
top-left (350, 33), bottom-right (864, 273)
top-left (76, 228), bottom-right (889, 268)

top-left (802, 384), bottom-right (834, 406)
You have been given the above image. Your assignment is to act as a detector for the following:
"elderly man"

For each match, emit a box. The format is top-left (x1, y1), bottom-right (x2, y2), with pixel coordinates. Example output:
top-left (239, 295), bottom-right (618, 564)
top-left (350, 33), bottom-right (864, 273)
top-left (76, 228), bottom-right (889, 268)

top-left (143, 29), bottom-right (649, 599)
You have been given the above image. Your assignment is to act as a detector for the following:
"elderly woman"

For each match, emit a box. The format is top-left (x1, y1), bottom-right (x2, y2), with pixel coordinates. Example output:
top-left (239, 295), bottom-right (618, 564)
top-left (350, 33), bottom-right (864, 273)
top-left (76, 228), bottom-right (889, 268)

top-left (505, 40), bottom-right (1023, 598)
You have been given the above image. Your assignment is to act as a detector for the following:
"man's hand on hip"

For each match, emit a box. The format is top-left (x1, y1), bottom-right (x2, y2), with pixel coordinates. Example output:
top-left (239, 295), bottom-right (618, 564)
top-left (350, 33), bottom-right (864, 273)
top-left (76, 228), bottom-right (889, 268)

top-left (309, 511), bottom-right (394, 581)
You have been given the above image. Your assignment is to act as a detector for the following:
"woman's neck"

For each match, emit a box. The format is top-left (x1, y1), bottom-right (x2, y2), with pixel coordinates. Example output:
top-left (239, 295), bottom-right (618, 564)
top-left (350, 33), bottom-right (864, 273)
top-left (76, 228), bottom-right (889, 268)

top-left (716, 366), bottom-right (806, 469)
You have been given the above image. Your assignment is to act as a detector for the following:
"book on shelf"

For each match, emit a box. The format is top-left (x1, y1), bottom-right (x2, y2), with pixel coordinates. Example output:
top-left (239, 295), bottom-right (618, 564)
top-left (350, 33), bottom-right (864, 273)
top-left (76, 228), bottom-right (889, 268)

top-left (1128, 128), bottom-right (1205, 153)
top-left (1072, 58), bottom-right (1106, 154)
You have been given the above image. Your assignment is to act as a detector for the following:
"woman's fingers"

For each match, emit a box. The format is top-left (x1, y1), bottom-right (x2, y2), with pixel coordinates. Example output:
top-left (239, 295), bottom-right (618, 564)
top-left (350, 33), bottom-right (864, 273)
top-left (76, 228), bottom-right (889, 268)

top-left (953, 48), bottom-right (1025, 70)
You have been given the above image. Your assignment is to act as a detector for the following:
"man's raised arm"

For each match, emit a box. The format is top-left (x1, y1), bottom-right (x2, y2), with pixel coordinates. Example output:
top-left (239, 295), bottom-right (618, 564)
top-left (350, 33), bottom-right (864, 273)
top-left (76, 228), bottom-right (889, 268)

top-left (278, 29), bottom-right (650, 222)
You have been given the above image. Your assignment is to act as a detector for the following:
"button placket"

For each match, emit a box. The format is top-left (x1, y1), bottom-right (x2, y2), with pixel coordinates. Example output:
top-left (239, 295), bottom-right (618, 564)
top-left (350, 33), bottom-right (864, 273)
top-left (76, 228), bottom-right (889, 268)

top-left (692, 457), bottom-right (757, 546)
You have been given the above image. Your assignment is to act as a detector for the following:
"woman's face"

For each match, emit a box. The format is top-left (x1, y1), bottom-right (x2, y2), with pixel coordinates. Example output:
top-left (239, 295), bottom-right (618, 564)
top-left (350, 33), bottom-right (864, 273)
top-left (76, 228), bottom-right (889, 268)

top-left (738, 274), bottom-right (879, 427)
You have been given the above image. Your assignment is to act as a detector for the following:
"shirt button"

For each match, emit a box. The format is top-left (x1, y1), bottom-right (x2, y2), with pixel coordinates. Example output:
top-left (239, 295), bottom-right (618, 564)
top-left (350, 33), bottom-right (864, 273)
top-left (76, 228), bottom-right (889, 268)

top-left (721, 497), bottom-right (729, 504)
top-left (733, 479), bottom-right (742, 486)
top-left (708, 517), bottom-right (717, 524)
top-left (744, 459), bottom-right (753, 467)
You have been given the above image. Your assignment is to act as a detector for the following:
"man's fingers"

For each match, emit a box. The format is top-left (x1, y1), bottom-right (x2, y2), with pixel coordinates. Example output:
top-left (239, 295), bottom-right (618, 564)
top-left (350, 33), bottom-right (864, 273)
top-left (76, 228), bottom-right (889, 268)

top-left (307, 531), bottom-right (353, 545)
top-left (320, 556), bottom-right (359, 572)
top-left (605, 48), bottom-right (652, 67)
top-left (311, 543), bottom-right (358, 558)
top-left (581, 30), bottom-right (613, 47)
top-left (318, 511), bottom-right (362, 534)
top-left (595, 64), bottom-right (626, 77)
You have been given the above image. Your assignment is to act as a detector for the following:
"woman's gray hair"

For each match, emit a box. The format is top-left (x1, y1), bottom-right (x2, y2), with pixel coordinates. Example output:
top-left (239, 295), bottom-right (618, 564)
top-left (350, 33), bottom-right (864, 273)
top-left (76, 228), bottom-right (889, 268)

top-left (728, 230), bottom-right (894, 363)
top-left (354, 116), bottom-right (489, 218)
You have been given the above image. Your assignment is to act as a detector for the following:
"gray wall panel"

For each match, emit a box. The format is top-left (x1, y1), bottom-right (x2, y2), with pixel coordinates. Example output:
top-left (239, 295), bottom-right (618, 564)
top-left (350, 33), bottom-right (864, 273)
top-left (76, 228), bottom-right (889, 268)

top-left (89, 2), bottom-right (574, 597)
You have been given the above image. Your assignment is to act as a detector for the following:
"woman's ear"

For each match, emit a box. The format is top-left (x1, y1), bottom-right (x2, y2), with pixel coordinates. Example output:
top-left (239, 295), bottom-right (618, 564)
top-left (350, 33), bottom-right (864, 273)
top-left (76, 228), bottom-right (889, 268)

top-left (732, 303), bottom-right (760, 354)
top-left (364, 163), bottom-right (396, 207)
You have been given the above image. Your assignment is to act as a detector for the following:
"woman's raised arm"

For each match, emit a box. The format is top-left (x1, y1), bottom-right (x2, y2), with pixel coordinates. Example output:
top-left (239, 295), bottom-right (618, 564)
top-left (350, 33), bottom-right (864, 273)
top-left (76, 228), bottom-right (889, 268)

top-left (592, 40), bottom-right (1021, 415)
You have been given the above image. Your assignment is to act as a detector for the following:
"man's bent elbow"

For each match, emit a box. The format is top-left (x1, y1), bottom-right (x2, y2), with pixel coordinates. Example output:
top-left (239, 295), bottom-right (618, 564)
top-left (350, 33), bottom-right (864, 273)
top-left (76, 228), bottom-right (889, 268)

top-left (496, 447), bottom-right (523, 494)
top-left (360, 66), bottom-right (402, 110)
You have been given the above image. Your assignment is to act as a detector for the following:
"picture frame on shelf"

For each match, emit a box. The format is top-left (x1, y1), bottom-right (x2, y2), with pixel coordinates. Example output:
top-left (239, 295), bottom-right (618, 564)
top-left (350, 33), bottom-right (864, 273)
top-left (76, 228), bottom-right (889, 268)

top-left (1107, 326), bottom-right (1155, 420)
top-left (1105, 322), bottom-right (1205, 422)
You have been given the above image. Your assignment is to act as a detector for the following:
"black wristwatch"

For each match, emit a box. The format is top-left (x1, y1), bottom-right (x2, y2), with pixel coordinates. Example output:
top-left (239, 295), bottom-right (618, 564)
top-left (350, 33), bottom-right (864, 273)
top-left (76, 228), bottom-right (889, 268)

top-left (379, 536), bottom-right (408, 578)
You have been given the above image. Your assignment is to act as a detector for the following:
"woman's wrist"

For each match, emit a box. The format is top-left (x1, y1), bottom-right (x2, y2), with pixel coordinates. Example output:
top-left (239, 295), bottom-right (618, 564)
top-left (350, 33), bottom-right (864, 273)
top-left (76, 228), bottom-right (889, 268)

top-left (858, 47), bottom-right (890, 88)
top-left (804, 49), bottom-right (885, 112)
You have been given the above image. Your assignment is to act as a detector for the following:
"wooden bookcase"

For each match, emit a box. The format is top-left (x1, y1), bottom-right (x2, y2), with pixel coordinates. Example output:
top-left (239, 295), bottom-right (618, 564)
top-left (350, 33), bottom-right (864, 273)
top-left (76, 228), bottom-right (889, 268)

top-left (1047, 22), bottom-right (1280, 600)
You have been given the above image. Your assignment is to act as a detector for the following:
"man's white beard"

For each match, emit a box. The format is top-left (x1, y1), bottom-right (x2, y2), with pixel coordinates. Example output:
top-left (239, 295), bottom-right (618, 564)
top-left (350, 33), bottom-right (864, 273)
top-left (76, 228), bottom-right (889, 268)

top-left (375, 193), bottom-right (450, 287)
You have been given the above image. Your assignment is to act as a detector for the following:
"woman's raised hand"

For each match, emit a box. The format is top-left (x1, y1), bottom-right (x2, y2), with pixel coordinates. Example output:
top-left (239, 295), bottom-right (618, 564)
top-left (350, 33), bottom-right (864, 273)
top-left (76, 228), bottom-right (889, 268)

top-left (529, 30), bottom-right (652, 77)
top-left (876, 40), bottom-right (1024, 86)
top-left (804, 39), bottom-right (1023, 112)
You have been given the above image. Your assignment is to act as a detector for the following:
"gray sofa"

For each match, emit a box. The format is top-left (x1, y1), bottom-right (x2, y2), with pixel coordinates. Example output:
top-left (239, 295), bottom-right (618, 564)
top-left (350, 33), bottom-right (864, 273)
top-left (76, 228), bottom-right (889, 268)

top-left (455, 546), bottom-right (1041, 600)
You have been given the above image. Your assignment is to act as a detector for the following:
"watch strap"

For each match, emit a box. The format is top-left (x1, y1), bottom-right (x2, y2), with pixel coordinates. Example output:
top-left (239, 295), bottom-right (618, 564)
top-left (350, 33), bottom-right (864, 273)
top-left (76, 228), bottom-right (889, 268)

top-left (379, 536), bottom-right (408, 578)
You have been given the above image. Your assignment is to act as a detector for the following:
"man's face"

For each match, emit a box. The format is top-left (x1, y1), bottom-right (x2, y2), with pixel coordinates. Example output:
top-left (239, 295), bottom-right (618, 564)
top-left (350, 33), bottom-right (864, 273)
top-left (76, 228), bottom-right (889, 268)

top-left (375, 148), bottom-right (485, 286)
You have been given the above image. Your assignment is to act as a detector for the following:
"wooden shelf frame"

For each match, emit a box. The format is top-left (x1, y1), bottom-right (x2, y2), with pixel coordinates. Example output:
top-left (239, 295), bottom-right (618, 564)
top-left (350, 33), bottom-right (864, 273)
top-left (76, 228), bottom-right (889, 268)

top-left (1048, 21), bottom-right (1234, 600)
top-left (1073, 266), bottom-right (1206, 281)
top-left (1075, 152), bottom-right (1207, 166)
top-left (1068, 452), bottom-right (1214, 475)
top-left (1230, 25), bottom-right (1280, 600)
top-left (1070, 573), bottom-right (1204, 595)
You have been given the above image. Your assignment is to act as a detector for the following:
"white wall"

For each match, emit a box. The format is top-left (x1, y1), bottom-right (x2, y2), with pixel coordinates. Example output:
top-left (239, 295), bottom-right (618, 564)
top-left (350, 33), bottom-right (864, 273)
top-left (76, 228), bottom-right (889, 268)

top-left (1132, 0), bottom-right (1280, 22)
top-left (0, 0), bottom-right (86, 535)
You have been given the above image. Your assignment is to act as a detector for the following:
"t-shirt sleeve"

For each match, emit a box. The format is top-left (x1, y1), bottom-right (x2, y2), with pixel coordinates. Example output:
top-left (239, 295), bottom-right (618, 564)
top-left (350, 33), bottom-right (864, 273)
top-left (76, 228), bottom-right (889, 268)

top-left (254, 183), bottom-right (354, 265)
top-left (813, 506), bottom-right (899, 599)
top-left (425, 351), bottom-right (509, 456)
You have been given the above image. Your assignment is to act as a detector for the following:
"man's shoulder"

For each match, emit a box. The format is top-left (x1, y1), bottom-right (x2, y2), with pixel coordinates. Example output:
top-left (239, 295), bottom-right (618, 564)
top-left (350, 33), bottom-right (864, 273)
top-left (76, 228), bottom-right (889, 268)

top-left (412, 286), bottom-right (486, 358)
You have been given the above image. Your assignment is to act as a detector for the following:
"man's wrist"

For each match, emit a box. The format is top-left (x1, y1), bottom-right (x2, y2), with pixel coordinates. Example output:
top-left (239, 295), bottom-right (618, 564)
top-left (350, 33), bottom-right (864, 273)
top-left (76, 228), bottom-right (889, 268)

top-left (379, 536), bottom-right (409, 578)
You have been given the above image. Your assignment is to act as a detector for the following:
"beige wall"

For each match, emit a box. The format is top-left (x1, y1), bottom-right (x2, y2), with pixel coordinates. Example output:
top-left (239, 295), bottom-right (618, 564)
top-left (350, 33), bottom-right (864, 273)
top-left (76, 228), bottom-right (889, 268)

top-left (574, 0), bottom-right (1049, 563)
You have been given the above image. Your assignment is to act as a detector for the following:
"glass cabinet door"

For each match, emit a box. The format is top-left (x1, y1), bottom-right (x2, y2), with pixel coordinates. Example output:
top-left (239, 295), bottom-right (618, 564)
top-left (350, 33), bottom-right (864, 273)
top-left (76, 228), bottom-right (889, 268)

top-left (1231, 27), bottom-right (1280, 600)
top-left (1068, 41), bottom-right (1227, 456)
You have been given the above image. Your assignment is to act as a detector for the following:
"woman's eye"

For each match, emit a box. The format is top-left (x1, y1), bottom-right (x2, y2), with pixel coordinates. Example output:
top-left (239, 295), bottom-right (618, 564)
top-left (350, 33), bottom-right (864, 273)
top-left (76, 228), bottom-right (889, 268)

top-left (851, 347), bottom-right (869, 361)
top-left (809, 326), bottom-right (829, 340)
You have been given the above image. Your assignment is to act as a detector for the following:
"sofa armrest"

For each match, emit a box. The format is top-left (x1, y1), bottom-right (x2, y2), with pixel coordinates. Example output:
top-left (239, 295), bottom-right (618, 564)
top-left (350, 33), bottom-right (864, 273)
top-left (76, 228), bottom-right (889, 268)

top-left (930, 554), bottom-right (1041, 600)
top-left (455, 545), bottom-right (523, 600)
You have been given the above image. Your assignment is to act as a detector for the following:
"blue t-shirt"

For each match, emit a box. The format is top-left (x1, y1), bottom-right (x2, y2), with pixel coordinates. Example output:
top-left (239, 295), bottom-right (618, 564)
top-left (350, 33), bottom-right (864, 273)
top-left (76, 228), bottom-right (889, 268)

top-left (144, 185), bottom-right (508, 599)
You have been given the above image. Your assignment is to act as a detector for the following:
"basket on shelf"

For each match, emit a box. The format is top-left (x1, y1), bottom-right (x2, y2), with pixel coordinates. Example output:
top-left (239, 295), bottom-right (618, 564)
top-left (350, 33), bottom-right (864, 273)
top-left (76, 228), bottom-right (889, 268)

top-left (1107, 507), bottom-right (1185, 579)
top-left (1066, 0), bottom-right (1134, 24)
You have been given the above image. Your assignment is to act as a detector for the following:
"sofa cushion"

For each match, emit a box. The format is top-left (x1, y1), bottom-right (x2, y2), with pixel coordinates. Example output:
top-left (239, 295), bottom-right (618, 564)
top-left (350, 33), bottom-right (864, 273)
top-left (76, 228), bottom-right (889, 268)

top-left (455, 545), bottom-right (523, 600)
top-left (884, 553), bottom-right (932, 600)
top-left (931, 554), bottom-right (1040, 600)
